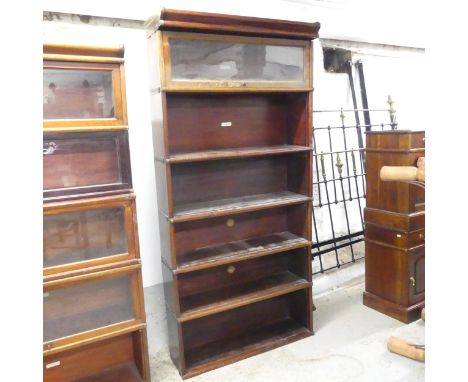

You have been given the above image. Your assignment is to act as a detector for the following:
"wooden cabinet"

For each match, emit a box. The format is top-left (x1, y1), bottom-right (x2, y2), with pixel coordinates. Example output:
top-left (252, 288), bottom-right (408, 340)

top-left (363, 131), bottom-right (425, 323)
top-left (43, 43), bottom-right (150, 382)
top-left (147, 9), bottom-right (319, 378)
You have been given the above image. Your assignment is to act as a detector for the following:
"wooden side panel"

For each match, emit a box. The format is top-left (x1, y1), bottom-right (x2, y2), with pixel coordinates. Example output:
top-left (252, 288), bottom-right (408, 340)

top-left (364, 240), bottom-right (410, 306)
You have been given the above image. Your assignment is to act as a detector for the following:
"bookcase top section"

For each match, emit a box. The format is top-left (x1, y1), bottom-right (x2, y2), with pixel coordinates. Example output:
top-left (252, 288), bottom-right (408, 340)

top-left (43, 43), bottom-right (125, 63)
top-left (146, 8), bottom-right (321, 40)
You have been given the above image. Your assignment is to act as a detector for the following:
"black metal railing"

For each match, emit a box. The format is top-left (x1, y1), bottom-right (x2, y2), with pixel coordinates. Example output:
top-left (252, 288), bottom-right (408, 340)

top-left (312, 100), bottom-right (397, 274)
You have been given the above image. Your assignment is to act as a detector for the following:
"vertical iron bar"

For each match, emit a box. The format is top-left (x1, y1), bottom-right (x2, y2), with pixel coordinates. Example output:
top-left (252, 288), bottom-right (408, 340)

top-left (320, 153), bottom-right (340, 267)
top-left (312, 130), bottom-right (322, 206)
top-left (327, 126), bottom-right (338, 203)
top-left (335, 153), bottom-right (355, 262)
top-left (339, 109), bottom-right (353, 199)
top-left (356, 60), bottom-right (372, 131)
top-left (312, 209), bottom-right (324, 273)
top-left (345, 61), bottom-right (365, 165)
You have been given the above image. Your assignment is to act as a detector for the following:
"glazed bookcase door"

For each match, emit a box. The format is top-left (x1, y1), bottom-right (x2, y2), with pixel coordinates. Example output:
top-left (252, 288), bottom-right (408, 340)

top-left (161, 32), bottom-right (311, 91)
top-left (43, 131), bottom-right (132, 201)
top-left (43, 265), bottom-right (145, 355)
top-left (43, 61), bottom-right (127, 130)
top-left (43, 194), bottom-right (139, 276)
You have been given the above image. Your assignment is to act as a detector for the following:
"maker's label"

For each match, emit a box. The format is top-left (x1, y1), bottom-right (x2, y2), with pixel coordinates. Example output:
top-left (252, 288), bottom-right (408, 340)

top-left (220, 122), bottom-right (232, 127)
top-left (46, 361), bottom-right (61, 369)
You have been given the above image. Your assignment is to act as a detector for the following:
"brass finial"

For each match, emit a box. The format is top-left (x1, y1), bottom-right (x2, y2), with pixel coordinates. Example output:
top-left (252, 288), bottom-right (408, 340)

top-left (387, 95), bottom-right (396, 117)
top-left (351, 149), bottom-right (357, 174)
top-left (340, 108), bottom-right (345, 123)
top-left (320, 152), bottom-right (326, 181)
top-left (335, 153), bottom-right (343, 177)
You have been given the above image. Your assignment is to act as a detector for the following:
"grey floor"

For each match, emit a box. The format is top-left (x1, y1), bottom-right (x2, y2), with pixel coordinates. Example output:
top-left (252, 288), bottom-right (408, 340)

top-left (144, 277), bottom-right (424, 382)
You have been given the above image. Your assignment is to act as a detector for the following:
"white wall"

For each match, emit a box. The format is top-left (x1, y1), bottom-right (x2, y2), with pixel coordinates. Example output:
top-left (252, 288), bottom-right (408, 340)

top-left (43, 0), bottom-right (424, 287)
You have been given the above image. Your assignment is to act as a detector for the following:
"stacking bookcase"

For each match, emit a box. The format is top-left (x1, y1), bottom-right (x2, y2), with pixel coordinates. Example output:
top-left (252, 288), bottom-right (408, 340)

top-left (43, 43), bottom-right (150, 382)
top-left (146, 9), bottom-right (320, 378)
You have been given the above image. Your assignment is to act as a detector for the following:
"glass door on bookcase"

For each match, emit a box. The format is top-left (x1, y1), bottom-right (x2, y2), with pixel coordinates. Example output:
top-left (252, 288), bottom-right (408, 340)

top-left (161, 32), bottom-right (311, 90)
top-left (43, 131), bottom-right (132, 201)
top-left (43, 61), bottom-right (126, 129)
top-left (43, 195), bottom-right (139, 276)
top-left (43, 265), bottom-right (145, 354)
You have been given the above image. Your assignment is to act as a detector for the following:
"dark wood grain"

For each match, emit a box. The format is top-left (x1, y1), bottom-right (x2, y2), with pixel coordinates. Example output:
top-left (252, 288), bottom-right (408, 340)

top-left (150, 8), bottom-right (320, 40)
top-left (147, 11), bottom-right (315, 377)
top-left (363, 130), bottom-right (425, 323)
top-left (166, 93), bottom-right (308, 154)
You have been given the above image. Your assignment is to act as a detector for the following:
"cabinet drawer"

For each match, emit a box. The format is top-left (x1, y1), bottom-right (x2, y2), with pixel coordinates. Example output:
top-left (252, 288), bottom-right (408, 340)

top-left (161, 32), bottom-right (311, 91)
top-left (43, 329), bottom-right (148, 382)
top-left (364, 208), bottom-right (424, 231)
top-left (43, 265), bottom-right (145, 353)
top-left (43, 194), bottom-right (139, 276)
top-left (43, 131), bottom-right (132, 201)
top-left (43, 60), bottom-right (127, 130)
top-left (365, 223), bottom-right (425, 249)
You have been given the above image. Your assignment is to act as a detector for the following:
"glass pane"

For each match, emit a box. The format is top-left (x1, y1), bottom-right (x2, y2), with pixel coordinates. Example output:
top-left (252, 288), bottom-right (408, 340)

top-left (43, 136), bottom-right (122, 191)
top-left (170, 39), bottom-right (304, 82)
top-left (44, 275), bottom-right (134, 342)
top-left (43, 69), bottom-right (115, 119)
top-left (44, 207), bottom-right (128, 268)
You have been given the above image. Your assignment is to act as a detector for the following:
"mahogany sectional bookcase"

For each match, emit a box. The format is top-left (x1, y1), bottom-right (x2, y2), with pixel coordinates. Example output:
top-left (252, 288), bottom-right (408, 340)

top-left (43, 43), bottom-right (150, 381)
top-left (146, 9), bottom-right (320, 378)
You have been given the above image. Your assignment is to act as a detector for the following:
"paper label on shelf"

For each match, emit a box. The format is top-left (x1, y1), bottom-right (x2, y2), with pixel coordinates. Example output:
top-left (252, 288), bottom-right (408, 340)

top-left (46, 361), bottom-right (60, 369)
top-left (220, 122), bottom-right (232, 127)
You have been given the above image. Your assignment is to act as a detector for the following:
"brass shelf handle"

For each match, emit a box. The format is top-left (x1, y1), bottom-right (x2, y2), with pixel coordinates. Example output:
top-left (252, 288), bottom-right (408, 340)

top-left (419, 233), bottom-right (425, 241)
top-left (410, 277), bottom-right (416, 287)
top-left (227, 265), bottom-right (236, 274)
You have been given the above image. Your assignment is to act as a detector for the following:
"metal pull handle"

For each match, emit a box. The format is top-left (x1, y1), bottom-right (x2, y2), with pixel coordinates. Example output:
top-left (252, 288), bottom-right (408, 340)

top-left (410, 277), bottom-right (416, 287)
top-left (419, 233), bottom-right (425, 241)
top-left (226, 218), bottom-right (235, 227)
top-left (227, 265), bottom-right (236, 274)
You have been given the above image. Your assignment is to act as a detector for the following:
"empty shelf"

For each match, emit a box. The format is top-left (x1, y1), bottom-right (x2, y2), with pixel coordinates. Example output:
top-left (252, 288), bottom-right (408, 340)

top-left (176, 231), bottom-right (310, 273)
top-left (184, 319), bottom-right (311, 378)
top-left (179, 271), bottom-right (309, 321)
top-left (166, 145), bottom-right (312, 163)
top-left (172, 191), bottom-right (311, 222)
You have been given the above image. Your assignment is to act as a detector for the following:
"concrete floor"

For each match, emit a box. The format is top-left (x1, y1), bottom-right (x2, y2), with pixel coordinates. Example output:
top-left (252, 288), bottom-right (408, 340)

top-left (144, 277), bottom-right (424, 382)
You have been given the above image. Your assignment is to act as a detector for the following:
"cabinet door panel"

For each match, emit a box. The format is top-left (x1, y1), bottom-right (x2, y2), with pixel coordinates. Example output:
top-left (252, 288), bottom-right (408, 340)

top-left (43, 267), bottom-right (143, 349)
top-left (163, 32), bottom-right (310, 90)
top-left (43, 131), bottom-right (132, 201)
top-left (44, 207), bottom-right (127, 267)
top-left (43, 61), bottom-right (126, 129)
top-left (43, 195), bottom-right (139, 275)
top-left (408, 247), bottom-right (425, 304)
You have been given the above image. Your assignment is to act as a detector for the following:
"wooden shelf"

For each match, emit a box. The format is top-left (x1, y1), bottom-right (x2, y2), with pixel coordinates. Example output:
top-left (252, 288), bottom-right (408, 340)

top-left (165, 145), bottom-right (312, 163)
top-left (184, 318), bottom-right (311, 378)
top-left (176, 231), bottom-right (310, 273)
top-left (75, 362), bottom-right (142, 382)
top-left (172, 191), bottom-right (311, 223)
top-left (179, 271), bottom-right (309, 321)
